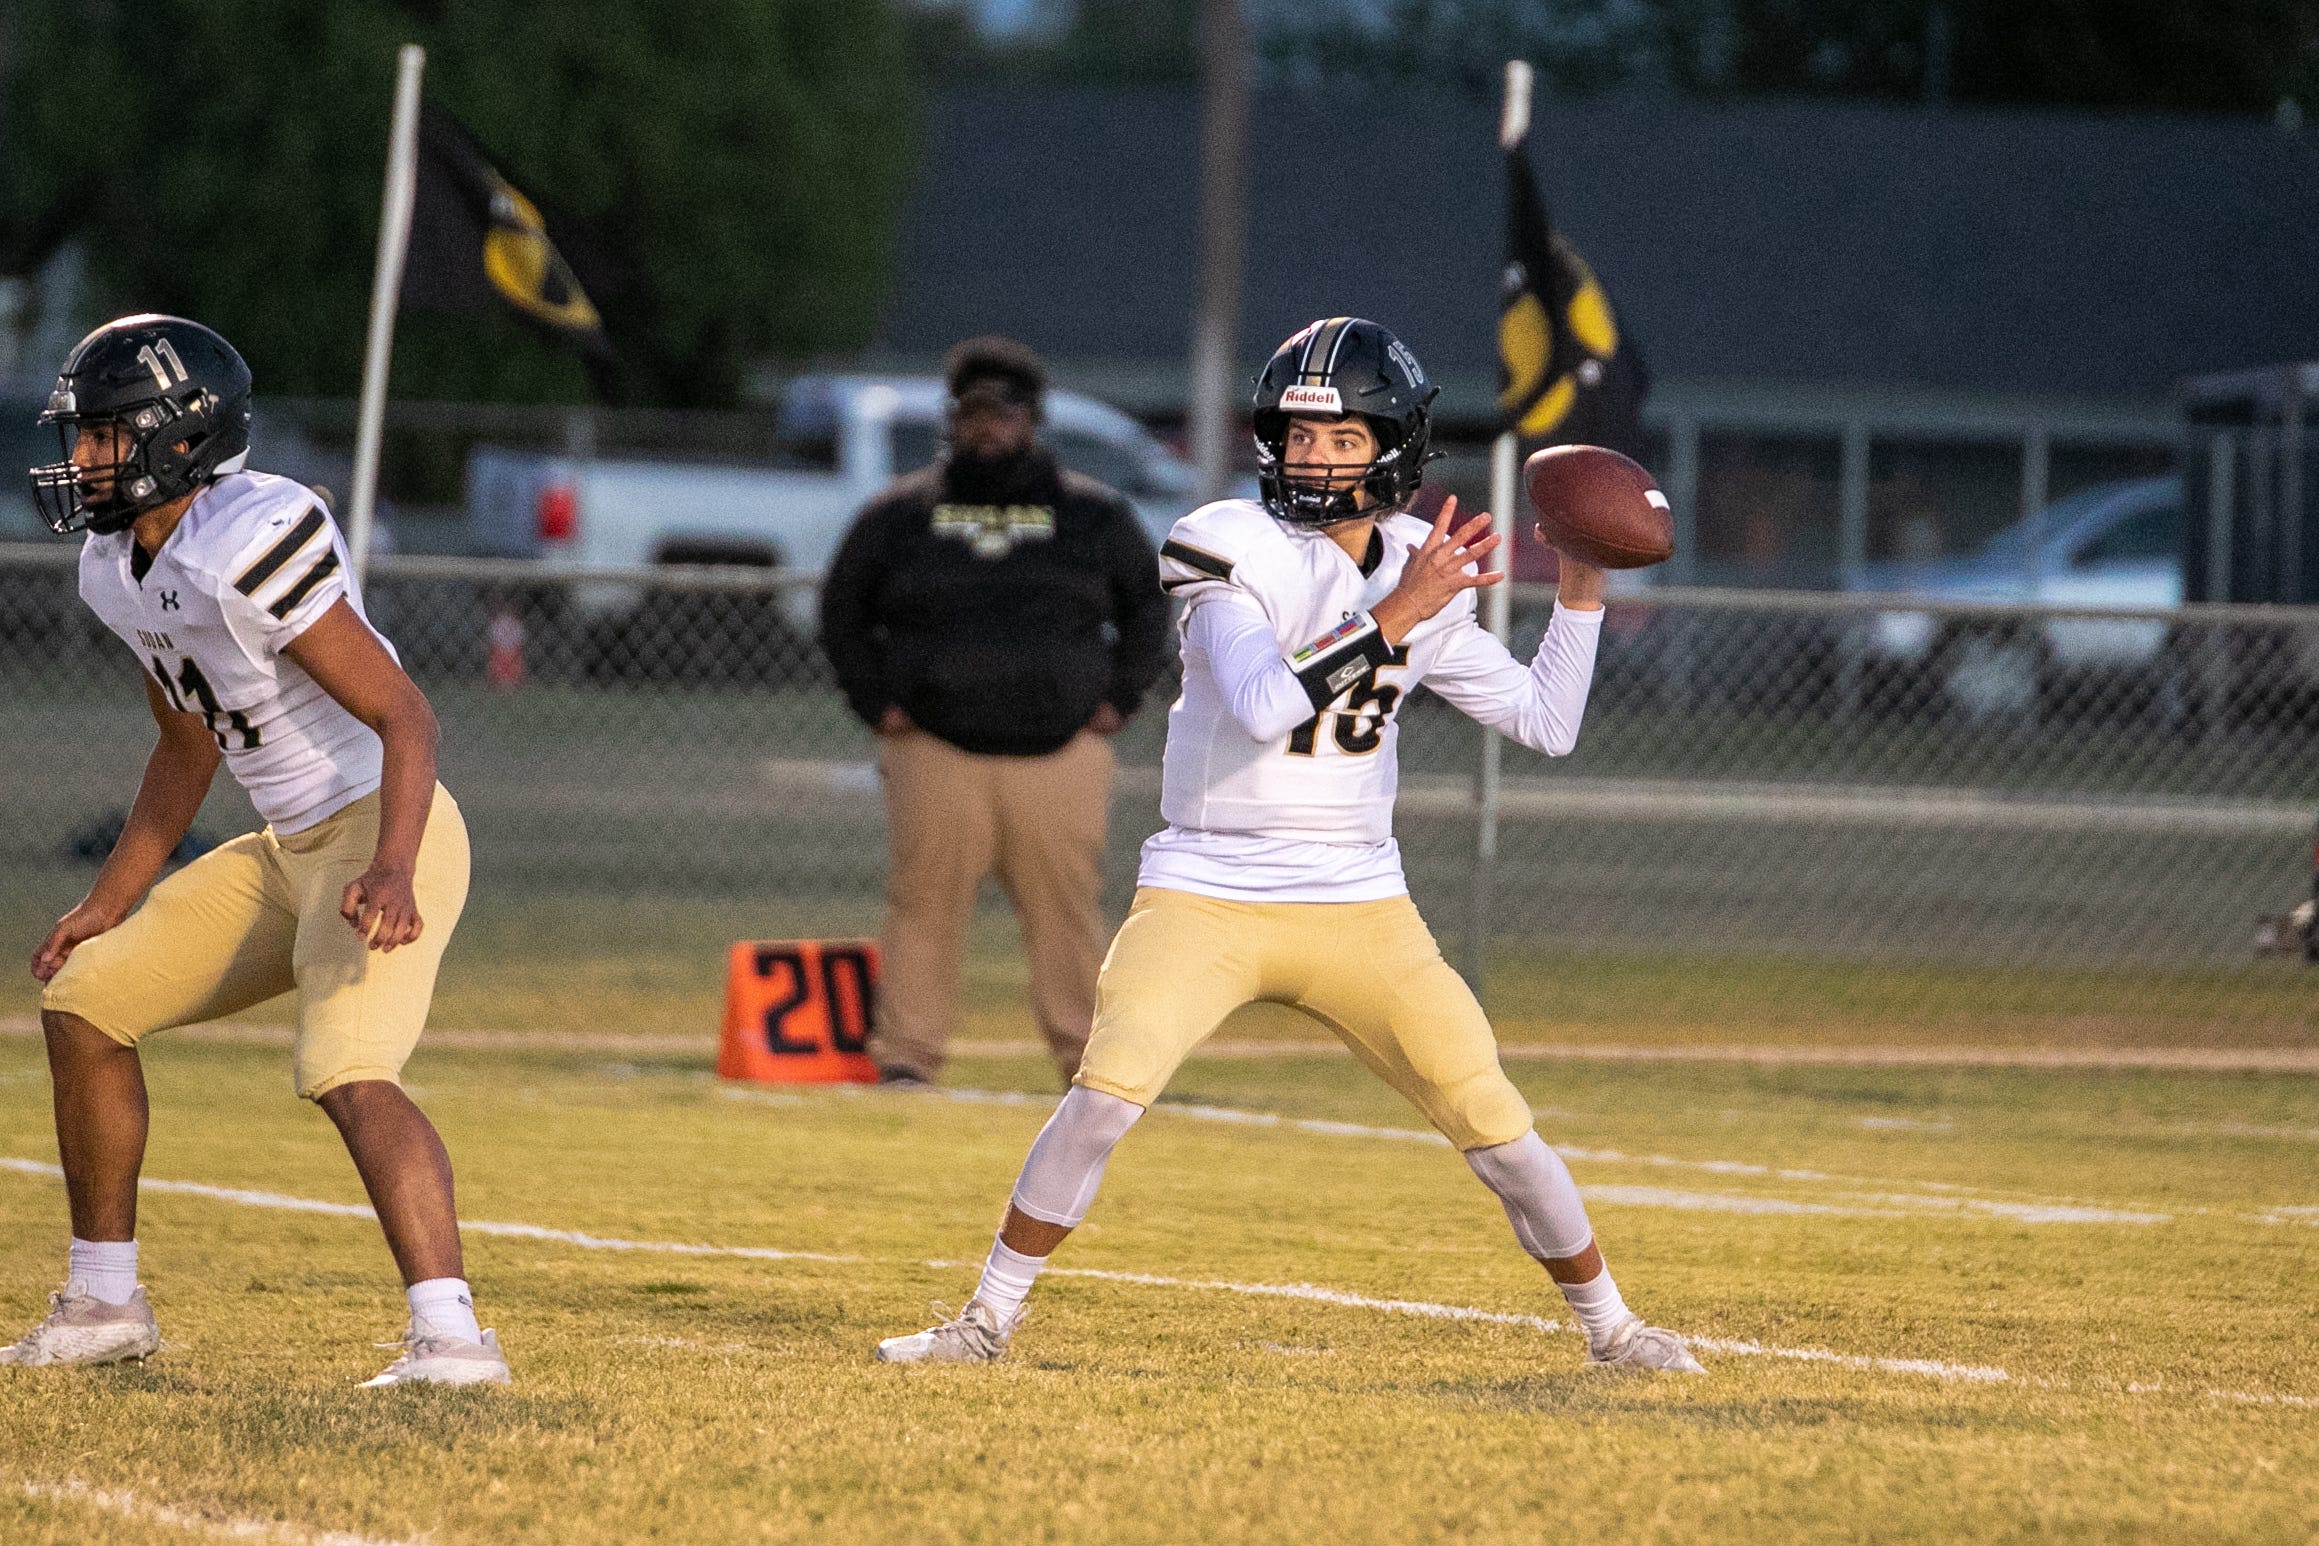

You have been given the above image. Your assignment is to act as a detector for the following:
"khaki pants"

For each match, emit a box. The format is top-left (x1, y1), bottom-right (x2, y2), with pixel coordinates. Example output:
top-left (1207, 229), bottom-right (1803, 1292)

top-left (1076, 887), bottom-right (1534, 1151)
top-left (42, 785), bottom-right (470, 1100)
top-left (870, 729), bottom-right (1114, 1082)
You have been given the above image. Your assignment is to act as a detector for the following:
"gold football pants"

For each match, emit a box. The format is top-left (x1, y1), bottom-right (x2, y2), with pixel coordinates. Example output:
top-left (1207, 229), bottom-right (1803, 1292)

top-left (1074, 886), bottom-right (1534, 1151)
top-left (42, 785), bottom-right (470, 1100)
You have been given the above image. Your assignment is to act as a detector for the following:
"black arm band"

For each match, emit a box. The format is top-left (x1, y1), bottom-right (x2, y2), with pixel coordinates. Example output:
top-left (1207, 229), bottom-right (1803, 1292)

top-left (1289, 611), bottom-right (1395, 711)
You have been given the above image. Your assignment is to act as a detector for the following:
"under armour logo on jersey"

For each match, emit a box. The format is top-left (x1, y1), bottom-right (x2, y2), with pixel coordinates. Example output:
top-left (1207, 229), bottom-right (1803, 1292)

top-left (158, 590), bottom-right (181, 611)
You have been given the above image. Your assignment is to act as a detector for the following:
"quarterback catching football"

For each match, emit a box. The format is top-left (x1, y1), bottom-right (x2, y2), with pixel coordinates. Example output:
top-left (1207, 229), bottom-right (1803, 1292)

top-left (878, 317), bottom-right (1702, 1372)
top-left (4, 316), bottom-right (507, 1387)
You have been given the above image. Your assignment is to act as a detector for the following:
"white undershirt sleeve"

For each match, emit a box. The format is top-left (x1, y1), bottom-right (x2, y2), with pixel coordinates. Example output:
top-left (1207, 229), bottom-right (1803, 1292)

top-left (1420, 602), bottom-right (1605, 756)
top-left (1182, 592), bottom-right (1337, 743)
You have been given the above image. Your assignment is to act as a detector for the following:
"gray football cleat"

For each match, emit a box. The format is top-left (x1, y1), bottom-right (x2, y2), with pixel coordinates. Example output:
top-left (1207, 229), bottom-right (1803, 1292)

top-left (1589, 1314), bottom-right (1706, 1373)
top-left (0, 1286), bottom-right (161, 1368)
top-left (360, 1324), bottom-right (512, 1388)
top-left (875, 1300), bottom-right (1021, 1365)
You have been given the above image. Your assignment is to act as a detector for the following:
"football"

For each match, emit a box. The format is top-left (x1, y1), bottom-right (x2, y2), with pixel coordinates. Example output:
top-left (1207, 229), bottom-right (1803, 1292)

top-left (1524, 444), bottom-right (1675, 569)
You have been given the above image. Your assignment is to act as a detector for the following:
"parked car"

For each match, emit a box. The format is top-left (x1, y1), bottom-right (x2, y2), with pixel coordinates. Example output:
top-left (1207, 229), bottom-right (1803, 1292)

top-left (1852, 476), bottom-right (2187, 717)
top-left (462, 375), bottom-right (1241, 684)
top-left (469, 375), bottom-right (1221, 626)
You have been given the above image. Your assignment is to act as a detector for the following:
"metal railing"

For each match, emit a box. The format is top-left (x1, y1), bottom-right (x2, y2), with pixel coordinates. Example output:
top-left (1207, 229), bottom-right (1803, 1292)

top-left (4, 547), bottom-right (2314, 1025)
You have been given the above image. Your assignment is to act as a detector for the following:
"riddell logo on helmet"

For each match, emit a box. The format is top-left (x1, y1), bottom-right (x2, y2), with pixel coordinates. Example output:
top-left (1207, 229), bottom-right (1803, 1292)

top-left (1280, 385), bottom-right (1344, 413)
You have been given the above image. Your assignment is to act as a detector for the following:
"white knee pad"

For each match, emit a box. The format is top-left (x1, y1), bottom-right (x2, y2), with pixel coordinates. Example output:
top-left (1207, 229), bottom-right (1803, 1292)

top-left (1465, 1130), bottom-right (1595, 1264)
top-left (1009, 1086), bottom-right (1145, 1228)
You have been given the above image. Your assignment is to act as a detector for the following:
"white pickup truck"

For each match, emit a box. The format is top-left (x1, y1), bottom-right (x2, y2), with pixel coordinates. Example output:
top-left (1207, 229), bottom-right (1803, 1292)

top-left (467, 374), bottom-right (1216, 628)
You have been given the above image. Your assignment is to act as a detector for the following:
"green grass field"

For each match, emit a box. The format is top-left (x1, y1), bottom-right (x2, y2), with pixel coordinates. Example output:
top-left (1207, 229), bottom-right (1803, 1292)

top-left (1, 1004), bottom-right (2315, 1541)
top-left (5, 877), bottom-right (2315, 1048)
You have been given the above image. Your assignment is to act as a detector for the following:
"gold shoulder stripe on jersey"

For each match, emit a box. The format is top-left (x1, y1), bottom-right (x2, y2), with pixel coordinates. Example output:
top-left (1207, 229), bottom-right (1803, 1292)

top-left (1160, 539), bottom-right (1234, 581)
top-left (267, 548), bottom-right (341, 619)
top-left (232, 506), bottom-right (326, 595)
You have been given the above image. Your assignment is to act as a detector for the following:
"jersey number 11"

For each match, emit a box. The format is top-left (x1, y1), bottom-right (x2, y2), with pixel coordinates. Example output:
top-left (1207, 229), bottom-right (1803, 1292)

top-left (150, 655), bottom-right (261, 751)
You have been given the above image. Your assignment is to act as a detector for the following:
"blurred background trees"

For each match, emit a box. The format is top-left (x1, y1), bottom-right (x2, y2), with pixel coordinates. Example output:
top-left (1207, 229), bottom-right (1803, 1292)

top-left (0, 0), bottom-right (915, 405)
top-left (5, 0), bottom-right (2316, 407)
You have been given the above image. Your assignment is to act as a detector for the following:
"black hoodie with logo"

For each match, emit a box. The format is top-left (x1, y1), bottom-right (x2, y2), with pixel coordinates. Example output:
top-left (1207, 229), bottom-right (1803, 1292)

top-left (819, 447), bottom-right (1170, 757)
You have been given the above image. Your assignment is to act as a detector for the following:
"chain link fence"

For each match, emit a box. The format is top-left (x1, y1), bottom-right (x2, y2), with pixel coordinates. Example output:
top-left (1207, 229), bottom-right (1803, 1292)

top-left (3, 543), bottom-right (2315, 1024)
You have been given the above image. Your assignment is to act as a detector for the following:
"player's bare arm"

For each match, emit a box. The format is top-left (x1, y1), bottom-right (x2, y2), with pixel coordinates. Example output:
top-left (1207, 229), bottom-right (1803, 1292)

top-left (283, 600), bottom-right (441, 953)
top-left (32, 674), bottom-right (222, 984)
top-left (11, 315), bottom-right (502, 1387)
top-left (1550, 541), bottom-right (1609, 610)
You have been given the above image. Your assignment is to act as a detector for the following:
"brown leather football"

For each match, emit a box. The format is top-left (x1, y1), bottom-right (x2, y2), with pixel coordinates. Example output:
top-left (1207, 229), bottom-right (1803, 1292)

top-left (1524, 445), bottom-right (1674, 569)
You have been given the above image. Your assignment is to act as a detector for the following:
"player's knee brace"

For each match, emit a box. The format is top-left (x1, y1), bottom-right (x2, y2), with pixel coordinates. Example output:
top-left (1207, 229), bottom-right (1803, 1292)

top-left (1010, 1086), bottom-right (1145, 1228)
top-left (1465, 1131), bottom-right (1595, 1263)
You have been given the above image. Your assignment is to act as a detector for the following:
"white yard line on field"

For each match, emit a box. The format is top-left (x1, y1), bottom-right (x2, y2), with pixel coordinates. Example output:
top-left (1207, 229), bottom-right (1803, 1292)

top-left (2216, 1389), bottom-right (2319, 1410)
top-left (2195, 1122), bottom-right (2319, 1143)
top-left (1035, 1268), bottom-right (2011, 1383)
top-left (4, 1156), bottom-right (2311, 1407)
top-left (0, 1016), bottom-right (704, 1055)
top-left (773, 1086), bottom-right (2182, 1227)
top-left (11, 1015), bottom-right (2319, 1071)
top-left (944, 1038), bottom-right (2319, 1073)
top-left (18, 1480), bottom-right (423, 1546)
top-left (0, 1158), bottom-right (857, 1264)
top-left (1043, 1267), bottom-right (1563, 1334)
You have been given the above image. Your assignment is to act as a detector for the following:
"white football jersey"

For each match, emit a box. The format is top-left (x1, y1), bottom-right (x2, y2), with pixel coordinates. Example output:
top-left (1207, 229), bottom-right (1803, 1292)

top-left (1142, 498), bottom-right (1602, 901)
top-left (78, 471), bottom-right (396, 834)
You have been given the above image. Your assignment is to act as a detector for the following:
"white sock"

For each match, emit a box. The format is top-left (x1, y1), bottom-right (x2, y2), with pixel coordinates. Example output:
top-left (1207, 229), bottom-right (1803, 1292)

top-left (1560, 1267), bottom-right (1633, 1351)
top-left (67, 1238), bottom-right (139, 1306)
top-left (407, 1277), bottom-right (483, 1342)
top-left (972, 1236), bottom-right (1047, 1320)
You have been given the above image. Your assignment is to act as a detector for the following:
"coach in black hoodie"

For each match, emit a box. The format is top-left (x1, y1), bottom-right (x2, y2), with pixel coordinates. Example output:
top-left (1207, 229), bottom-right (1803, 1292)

top-left (821, 337), bottom-right (1168, 1087)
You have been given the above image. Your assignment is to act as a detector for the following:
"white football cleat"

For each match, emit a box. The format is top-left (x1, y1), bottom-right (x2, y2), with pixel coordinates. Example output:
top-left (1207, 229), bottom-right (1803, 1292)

top-left (1588, 1314), bottom-right (1706, 1373)
top-left (361, 1323), bottom-right (512, 1388)
top-left (0, 1286), bottom-right (161, 1368)
top-left (875, 1300), bottom-right (1021, 1365)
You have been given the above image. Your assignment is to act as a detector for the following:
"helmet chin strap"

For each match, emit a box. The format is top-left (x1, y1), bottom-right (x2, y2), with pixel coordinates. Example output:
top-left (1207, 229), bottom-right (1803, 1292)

top-left (75, 481), bottom-right (143, 536)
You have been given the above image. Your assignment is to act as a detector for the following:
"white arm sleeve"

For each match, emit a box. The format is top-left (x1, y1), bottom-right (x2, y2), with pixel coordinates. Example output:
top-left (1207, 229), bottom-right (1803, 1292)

top-left (1421, 603), bottom-right (1605, 756)
top-left (1182, 592), bottom-right (1331, 743)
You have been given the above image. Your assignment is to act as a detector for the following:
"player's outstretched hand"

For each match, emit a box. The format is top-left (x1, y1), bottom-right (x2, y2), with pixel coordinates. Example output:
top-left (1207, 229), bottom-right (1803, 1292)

top-left (1371, 496), bottom-right (1503, 645)
top-left (342, 865), bottom-right (423, 952)
top-left (31, 901), bottom-right (122, 984)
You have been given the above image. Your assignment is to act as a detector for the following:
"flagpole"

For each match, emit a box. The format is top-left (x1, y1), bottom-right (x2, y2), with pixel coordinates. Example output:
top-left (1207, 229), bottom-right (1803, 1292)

top-left (1487, 59), bottom-right (1530, 647)
top-left (1462, 58), bottom-right (1532, 994)
top-left (347, 43), bottom-right (426, 584)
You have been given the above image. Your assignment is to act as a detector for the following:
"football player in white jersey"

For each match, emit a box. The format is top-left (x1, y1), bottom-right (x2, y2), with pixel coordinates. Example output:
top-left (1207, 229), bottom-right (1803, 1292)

top-left (878, 317), bottom-right (1702, 1372)
top-left (3, 316), bottom-right (508, 1386)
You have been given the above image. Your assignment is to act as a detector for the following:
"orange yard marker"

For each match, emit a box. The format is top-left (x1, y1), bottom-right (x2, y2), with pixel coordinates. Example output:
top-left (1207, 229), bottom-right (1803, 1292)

top-left (717, 939), bottom-right (881, 1084)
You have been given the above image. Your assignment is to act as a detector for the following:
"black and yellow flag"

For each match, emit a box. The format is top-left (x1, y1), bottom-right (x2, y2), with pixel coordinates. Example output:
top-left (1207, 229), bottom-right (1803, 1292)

top-left (1497, 142), bottom-right (1647, 454)
top-left (403, 104), bottom-right (620, 380)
